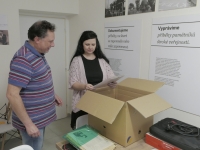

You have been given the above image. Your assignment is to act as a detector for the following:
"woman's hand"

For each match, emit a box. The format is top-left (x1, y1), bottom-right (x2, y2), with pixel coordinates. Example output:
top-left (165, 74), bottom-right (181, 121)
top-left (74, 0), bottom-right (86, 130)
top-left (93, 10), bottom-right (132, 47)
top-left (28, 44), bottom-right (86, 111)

top-left (85, 84), bottom-right (94, 90)
top-left (107, 81), bottom-right (117, 88)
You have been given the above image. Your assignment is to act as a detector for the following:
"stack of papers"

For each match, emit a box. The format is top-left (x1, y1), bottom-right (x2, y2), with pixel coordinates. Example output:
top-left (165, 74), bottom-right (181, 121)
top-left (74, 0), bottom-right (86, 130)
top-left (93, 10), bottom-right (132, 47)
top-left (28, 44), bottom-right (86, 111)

top-left (94, 75), bottom-right (123, 88)
top-left (63, 125), bottom-right (116, 150)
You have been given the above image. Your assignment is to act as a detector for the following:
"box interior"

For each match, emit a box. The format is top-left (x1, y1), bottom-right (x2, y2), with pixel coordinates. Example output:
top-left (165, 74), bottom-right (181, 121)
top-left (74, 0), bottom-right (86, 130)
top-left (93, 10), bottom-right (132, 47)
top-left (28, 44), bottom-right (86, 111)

top-left (94, 85), bottom-right (152, 102)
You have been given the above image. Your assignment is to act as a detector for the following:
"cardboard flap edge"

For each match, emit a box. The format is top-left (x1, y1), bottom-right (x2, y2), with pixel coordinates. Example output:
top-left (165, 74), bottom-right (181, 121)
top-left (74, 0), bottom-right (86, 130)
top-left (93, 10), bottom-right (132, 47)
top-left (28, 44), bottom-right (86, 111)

top-left (127, 93), bottom-right (171, 118)
top-left (76, 91), bottom-right (125, 124)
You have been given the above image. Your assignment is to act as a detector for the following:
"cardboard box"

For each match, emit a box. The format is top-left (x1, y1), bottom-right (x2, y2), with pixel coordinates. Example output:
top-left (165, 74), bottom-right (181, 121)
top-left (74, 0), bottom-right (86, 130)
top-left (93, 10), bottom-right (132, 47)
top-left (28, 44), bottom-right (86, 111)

top-left (145, 132), bottom-right (181, 150)
top-left (76, 78), bottom-right (171, 147)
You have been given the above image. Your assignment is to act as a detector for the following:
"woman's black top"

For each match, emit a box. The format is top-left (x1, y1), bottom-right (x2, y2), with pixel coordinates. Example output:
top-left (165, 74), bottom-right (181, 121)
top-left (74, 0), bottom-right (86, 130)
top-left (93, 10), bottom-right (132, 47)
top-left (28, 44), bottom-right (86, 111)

top-left (81, 55), bottom-right (103, 85)
top-left (71, 55), bottom-right (103, 129)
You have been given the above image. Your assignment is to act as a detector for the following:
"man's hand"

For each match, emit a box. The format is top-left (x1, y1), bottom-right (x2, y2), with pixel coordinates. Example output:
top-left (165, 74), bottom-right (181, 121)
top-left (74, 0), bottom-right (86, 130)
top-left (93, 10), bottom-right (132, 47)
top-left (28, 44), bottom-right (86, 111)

top-left (7, 84), bottom-right (40, 137)
top-left (25, 123), bottom-right (40, 138)
top-left (55, 94), bottom-right (63, 106)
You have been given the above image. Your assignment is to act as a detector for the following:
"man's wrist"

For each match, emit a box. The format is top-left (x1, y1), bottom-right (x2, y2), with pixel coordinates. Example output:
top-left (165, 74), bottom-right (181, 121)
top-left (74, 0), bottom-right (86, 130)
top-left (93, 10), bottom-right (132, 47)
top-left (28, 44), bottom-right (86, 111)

top-left (24, 120), bottom-right (34, 127)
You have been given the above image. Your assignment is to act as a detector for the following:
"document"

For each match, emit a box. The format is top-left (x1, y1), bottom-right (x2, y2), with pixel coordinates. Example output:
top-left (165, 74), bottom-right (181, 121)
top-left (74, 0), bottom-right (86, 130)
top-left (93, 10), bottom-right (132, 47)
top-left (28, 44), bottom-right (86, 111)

top-left (94, 75), bottom-right (123, 88)
top-left (64, 125), bottom-right (116, 150)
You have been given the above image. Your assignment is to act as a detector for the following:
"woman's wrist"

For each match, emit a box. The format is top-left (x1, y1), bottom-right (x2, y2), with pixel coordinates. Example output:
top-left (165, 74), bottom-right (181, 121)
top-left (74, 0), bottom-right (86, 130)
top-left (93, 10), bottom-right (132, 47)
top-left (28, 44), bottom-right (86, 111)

top-left (84, 84), bottom-right (87, 90)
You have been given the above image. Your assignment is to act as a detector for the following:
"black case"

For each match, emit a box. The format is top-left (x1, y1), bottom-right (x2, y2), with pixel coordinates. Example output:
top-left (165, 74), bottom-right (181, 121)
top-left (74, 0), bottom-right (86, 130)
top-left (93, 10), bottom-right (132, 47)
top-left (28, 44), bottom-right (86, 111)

top-left (62, 143), bottom-right (77, 150)
top-left (149, 118), bottom-right (200, 150)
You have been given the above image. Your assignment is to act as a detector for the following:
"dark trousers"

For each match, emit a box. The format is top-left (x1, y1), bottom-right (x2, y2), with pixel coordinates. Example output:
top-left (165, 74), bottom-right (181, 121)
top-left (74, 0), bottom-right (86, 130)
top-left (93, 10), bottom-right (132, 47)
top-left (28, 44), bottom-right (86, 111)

top-left (70, 110), bottom-right (88, 130)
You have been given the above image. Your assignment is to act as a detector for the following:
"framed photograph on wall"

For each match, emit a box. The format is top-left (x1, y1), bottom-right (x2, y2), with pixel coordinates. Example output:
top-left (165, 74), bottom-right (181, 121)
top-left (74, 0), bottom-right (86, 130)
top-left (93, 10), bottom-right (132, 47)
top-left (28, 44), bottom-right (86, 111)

top-left (159, 0), bottom-right (197, 11)
top-left (0, 30), bottom-right (9, 45)
top-left (105, 0), bottom-right (126, 18)
top-left (128, 0), bottom-right (156, 15)
top-left (0, 15), bottom-right (9, 45)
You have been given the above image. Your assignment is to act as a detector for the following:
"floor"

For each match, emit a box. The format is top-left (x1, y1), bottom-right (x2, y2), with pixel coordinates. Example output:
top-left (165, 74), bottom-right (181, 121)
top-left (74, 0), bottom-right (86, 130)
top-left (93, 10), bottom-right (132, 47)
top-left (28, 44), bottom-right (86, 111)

top-left (2, 116), bottom-right (72, 150)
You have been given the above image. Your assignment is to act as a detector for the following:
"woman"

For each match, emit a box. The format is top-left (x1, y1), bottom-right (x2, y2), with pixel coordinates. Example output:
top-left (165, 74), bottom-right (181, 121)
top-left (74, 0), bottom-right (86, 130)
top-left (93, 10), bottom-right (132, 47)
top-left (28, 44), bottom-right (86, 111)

top-left (69, 31), bottom-right (116, 129)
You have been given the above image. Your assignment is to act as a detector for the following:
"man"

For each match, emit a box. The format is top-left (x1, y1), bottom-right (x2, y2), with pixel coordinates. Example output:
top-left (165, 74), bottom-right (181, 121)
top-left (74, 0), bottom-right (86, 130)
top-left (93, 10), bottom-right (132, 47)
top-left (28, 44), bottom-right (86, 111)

top-left (140, 0), bottom-right (149, 12)
top-left (6, 20), bottom-right (62, 150)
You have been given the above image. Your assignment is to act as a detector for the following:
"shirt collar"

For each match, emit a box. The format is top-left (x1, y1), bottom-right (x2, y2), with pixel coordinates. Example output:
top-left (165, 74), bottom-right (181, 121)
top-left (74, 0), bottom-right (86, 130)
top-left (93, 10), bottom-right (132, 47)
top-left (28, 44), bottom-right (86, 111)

top-left (24, 40), bottom-right (44, 57)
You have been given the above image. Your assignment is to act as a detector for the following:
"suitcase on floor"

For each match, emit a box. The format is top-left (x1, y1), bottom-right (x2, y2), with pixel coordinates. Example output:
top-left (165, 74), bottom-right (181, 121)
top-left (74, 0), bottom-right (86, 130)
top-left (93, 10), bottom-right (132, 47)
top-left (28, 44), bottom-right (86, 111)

top-left (149, 118), bottom-right (200, 150)
top-left (145, 132), bottom-right (181, 150)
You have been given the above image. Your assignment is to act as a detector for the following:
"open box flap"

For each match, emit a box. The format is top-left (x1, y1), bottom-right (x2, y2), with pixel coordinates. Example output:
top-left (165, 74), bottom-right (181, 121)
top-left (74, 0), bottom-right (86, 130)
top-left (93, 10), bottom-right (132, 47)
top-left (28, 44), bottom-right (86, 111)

top-left (76, 91), bottom-right (124, 124)
top-left (127, 93), bottom-right (171, 118)
top-left (118, 78), bottom-right (164, 93)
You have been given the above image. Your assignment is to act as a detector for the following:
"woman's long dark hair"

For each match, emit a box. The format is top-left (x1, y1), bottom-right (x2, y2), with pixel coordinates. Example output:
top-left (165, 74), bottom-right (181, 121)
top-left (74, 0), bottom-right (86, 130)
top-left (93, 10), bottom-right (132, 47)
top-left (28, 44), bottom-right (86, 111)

top-left (70, 31), bottom-right (109, 66)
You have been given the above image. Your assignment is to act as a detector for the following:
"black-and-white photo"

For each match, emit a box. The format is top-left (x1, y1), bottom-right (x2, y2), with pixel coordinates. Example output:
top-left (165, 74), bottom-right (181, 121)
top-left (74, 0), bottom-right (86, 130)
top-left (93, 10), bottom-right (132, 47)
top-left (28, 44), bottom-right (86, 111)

top-left (0, 30), bottom-right (9, 45)
top-left (128, 0), bottom-right (156, 15)
top-left (159, 0), bottom-right (197, 11)
top-left (105, 0), bottom-right (126, 18)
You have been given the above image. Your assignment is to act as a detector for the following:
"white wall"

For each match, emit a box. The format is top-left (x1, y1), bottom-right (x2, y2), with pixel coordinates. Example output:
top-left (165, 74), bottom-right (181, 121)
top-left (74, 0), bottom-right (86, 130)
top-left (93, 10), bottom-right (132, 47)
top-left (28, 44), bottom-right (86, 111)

top-left (0, 0), bottom-right (78, 112)
top-left (1, 0), bottom-right (200, 128)
top-left (18, 0), bottom-right (78, 14)
top-left (69, 0), bottom-right (200, 127)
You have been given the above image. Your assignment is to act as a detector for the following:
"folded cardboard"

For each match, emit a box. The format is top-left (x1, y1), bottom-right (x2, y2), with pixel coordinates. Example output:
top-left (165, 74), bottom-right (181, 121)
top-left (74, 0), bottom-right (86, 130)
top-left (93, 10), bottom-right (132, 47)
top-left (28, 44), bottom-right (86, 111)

top-left (76, 78), bottom-right (171, 147)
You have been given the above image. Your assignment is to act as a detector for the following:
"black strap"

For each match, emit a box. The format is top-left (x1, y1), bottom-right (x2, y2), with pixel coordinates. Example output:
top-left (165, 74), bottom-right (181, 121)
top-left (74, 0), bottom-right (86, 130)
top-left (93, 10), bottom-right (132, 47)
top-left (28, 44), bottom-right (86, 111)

top-left (166, 122), bottom-right (199, 137)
